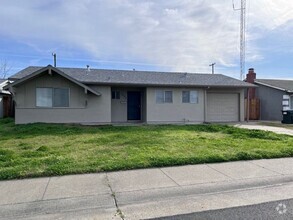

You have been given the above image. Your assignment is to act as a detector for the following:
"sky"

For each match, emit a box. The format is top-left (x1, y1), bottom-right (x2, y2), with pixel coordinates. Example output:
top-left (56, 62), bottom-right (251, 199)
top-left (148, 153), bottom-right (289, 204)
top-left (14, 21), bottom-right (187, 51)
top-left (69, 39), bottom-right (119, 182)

top-left (0, 0), bottom-right (292, 79)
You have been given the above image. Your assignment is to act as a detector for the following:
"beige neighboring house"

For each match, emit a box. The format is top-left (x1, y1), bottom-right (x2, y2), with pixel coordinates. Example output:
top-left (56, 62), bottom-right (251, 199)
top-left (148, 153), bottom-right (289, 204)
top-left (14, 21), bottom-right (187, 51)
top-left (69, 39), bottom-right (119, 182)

top-left (5, 65), bottom-right (254, 124)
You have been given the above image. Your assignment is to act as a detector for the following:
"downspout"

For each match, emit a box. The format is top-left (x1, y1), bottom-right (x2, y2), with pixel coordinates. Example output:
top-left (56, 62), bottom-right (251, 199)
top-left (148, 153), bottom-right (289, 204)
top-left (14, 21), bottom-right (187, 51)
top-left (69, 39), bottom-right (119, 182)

top-left (204, 88), bottom-right (207, 123)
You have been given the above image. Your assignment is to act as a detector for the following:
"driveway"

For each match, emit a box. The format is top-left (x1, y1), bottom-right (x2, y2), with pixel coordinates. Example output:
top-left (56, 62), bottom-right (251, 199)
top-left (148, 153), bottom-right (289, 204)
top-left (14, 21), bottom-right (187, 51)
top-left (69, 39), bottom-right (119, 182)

top-left (235, 123), bottom-right (293, 136)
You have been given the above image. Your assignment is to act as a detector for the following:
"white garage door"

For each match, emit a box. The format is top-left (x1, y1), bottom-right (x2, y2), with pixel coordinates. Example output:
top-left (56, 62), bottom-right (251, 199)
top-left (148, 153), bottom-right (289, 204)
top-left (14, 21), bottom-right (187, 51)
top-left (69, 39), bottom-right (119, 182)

top-left (207, 93), bottom-right (239, 122)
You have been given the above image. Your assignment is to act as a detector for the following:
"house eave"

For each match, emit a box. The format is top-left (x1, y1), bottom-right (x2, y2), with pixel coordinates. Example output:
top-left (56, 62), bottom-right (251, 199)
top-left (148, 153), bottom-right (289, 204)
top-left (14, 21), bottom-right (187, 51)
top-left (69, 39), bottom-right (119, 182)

top-left (5, 65), bottom-right (101, 96)
top-left (82, 81), bottom-right (255, 88)
top-left (254, 80), bottom-right (292, 93)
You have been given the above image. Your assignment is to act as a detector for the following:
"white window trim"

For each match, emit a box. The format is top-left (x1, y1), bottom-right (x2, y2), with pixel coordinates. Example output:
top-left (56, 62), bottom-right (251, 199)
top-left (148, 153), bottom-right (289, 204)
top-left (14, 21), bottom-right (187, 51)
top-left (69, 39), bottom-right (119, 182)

top-left (36, 87), bottom-right (70, 108)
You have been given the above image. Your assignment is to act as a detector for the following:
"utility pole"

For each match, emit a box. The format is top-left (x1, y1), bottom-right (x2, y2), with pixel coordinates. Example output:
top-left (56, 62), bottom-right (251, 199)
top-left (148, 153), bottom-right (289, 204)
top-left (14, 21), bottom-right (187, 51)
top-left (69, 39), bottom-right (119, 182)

top-left (233, 0), bottom-right (246, 80)
top-left (209, 63), bottom-right (216, 74)
top-left (52, 53), bottom-right (57, 67)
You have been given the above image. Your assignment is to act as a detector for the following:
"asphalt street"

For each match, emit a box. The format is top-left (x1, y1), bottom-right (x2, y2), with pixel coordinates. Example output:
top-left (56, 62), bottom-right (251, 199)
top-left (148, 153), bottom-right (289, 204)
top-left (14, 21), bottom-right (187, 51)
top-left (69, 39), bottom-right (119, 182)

top-left (149, 198), bottom-right (293, 220)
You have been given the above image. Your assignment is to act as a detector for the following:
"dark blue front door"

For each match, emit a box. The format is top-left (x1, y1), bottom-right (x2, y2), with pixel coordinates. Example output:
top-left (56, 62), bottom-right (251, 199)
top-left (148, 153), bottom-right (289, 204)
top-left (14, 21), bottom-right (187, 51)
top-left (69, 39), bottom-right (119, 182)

top-left (127, 91), bottom-right (141, 120)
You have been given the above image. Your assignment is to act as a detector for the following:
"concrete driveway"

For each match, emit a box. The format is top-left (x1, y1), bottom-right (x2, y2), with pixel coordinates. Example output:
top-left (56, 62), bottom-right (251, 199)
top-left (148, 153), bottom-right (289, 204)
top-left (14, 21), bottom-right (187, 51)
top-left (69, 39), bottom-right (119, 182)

top-left (235, 123), bottom-right (293, 136)
top-left (2, 158), bottom-right (293, 219)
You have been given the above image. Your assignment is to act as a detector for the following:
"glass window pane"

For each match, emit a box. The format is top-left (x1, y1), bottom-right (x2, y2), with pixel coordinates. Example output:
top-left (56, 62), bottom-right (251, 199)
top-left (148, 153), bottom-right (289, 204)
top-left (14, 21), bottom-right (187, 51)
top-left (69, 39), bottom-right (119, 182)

top-left (116, 91), bottom-right (120, 99)
top-left (36, 88), bottom-right (52, 107)
top-left (190, 91), bottom-right (198, 103)
top-left (182, 91), bottom-right (190, 103)
top-left (291, 97), bottom-right (293, 109)
top-left (165, 91), bottom-right (173, 103)
top-left (53, 88), bottom-right (69, 107)
top-left (156, 90), bottom-right (164, 103)
top-left (112, 91), bottom-right (120, 99)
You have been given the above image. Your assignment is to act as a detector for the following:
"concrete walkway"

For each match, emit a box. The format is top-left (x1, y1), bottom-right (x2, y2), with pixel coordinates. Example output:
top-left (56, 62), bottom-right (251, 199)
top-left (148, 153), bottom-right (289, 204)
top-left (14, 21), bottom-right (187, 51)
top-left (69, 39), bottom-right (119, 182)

top-left (235, 123), bottom-right (293, 136)
top-left (2, 158), bottom-right (293, 219)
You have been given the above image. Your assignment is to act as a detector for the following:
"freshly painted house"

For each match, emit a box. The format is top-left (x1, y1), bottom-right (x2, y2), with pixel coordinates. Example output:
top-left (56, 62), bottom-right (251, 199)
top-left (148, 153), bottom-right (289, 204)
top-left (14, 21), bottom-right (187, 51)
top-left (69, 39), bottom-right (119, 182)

top-left (246, 68), bottom-right (293, 121)
top-left (6, 65), bottom-right (254, 124)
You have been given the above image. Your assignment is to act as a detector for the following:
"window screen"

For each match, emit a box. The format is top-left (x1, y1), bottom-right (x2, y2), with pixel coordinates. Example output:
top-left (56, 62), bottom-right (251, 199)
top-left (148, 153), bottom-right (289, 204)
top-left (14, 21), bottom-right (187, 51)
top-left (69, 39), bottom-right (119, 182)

top-left (164, 91), bottom-right (173, 103)
top-left (190, 91), bottom-right (198, 103)
top-left (182, 90), bottom-right (198, 103)
top-left (182, 91), bottom-right (190, 103)
top-left (156, 90), bottom-right (173, 103)
top-left (36, 88), bottom-right (53, 107)
top-left (156, 90), bottom-right (164, 103)
top-left (53, 88), bottom-right (69, 107)
top-left (36, 87), bottom-right (69, 108)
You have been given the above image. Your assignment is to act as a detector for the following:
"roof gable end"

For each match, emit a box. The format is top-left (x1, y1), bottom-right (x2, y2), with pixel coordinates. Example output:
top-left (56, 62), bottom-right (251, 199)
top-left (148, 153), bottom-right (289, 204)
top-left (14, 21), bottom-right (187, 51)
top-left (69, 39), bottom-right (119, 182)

top-left (5, 65), bottom-right (101, 96)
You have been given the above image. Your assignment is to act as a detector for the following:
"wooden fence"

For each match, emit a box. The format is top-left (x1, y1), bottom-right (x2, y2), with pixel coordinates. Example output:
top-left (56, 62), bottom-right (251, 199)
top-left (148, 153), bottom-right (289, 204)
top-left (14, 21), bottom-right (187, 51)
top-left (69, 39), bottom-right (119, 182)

top-left (245, 98), bottom-right (260, 120)
top-left (3, 96), bottom-right (14, 117)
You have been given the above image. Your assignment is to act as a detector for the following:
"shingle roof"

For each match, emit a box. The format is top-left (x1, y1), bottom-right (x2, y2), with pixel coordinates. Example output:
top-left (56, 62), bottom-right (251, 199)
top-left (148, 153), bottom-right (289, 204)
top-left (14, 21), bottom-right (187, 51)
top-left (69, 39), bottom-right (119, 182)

top-left (255, 79), bottom-right (293, 92)
top-left (0, 79), bottom-right (6, 84)
top-left (9, 66), bottom-right (254, 88)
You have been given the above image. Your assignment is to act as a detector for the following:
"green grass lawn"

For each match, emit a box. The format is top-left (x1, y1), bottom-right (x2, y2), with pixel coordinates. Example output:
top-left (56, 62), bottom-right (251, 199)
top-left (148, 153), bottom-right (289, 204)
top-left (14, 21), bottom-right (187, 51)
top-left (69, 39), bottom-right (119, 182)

top-left (0, 118), bottom-right (293, 180)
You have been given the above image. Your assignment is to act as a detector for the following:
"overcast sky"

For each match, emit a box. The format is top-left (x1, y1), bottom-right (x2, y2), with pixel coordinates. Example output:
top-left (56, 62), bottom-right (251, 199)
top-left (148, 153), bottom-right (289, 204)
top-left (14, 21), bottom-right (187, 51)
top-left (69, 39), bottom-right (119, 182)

top-left (0, 0), bottom-right (292, 79)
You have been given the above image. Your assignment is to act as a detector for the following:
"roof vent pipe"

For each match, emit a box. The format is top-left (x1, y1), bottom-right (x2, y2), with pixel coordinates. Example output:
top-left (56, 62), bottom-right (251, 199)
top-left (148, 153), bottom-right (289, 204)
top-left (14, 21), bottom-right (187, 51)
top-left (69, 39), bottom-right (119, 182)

top-left (86, 65), bottom-right (90, 71)
top-left (52, 53), bottom-right (56, 67)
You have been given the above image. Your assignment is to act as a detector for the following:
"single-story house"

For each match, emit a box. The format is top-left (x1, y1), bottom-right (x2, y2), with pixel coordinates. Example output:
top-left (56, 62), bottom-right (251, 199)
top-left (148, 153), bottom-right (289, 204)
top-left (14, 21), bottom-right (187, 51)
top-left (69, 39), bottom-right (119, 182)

top-left (0, 79), bottom-right (12, 118)
top-left (5, 65), bottom-right (254, 124)
top-left (246, 68), bottom-right (293, 121)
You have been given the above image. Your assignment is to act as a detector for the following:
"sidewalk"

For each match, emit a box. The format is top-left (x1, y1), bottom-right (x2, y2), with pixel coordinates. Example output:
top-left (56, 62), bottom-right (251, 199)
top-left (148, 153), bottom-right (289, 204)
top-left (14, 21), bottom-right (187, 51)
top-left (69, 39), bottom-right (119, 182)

top-left (234, 123), bottom-right (293, 136)
top-left (1, 158), bottom-right (293, 219)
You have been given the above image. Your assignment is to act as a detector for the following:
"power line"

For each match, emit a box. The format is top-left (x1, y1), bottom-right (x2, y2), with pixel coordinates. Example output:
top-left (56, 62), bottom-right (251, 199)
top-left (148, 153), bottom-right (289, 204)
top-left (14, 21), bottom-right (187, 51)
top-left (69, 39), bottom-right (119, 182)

top-left (0, 52), bottom-right (215, 70)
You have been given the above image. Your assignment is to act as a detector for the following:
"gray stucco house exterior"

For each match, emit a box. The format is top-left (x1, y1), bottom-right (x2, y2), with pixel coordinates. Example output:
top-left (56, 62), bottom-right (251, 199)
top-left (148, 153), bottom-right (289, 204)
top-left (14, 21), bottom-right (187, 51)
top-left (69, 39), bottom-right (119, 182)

top-left (5, 65), bottom-right (254, 124)
top-left (255, 79), bottom-right (293, 121)
top-left (245, 68), bottom-right (293, 121)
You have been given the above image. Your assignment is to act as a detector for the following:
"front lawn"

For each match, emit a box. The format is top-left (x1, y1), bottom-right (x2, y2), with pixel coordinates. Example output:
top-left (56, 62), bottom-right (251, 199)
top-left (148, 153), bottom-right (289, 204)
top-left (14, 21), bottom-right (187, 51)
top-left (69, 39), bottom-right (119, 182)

top-left (0, 118), bottom-right (293, 180)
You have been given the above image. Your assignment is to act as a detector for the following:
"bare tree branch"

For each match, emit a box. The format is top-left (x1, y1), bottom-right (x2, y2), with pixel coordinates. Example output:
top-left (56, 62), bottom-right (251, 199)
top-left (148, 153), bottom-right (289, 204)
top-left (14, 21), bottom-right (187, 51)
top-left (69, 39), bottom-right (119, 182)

top-left (0, 60), bottom-right (12, 79)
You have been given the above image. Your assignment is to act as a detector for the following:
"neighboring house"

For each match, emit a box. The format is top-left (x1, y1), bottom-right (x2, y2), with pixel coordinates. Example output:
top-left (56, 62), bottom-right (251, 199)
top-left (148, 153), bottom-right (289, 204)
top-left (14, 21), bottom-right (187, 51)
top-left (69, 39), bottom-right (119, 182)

top-left (246, 68), bottom-right (293, 121)
top-left (0, 79), bottom-right (12, 118)
top-left (5, 65), bottom-right (254, 124)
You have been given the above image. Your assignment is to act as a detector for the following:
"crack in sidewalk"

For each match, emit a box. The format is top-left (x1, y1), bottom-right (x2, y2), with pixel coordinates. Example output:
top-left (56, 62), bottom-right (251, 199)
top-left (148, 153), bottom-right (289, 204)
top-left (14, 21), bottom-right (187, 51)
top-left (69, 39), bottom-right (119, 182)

top-left (106, 173), bottom-right (125, 220)
top-left (41, 177), bottom-right (51, 200)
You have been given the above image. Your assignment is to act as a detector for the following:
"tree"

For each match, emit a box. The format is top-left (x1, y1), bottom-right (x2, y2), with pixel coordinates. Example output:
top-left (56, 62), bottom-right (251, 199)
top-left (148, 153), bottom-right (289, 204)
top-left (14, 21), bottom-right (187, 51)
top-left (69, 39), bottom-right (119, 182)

top-left (0, 60), bottom-right (11, 79)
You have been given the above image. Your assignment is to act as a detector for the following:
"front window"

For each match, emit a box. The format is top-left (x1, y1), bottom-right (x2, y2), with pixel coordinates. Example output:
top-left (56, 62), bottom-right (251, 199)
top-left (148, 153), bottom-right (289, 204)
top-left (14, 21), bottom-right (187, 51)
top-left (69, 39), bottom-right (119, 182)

top-left (53, 88), bottom-right (69, 107)
top-left (291, 96), bottom-right (293, 109)
top-left (36, 88), bottom-right (53, 107)
top-left (156, 90), bottom-right (173, 103)
top-left (182, 90), bottom-right (198, 103)
top-left (164, 91), bottom-right (173, 103)
top-left (36, 88), bottom-right (69, 107)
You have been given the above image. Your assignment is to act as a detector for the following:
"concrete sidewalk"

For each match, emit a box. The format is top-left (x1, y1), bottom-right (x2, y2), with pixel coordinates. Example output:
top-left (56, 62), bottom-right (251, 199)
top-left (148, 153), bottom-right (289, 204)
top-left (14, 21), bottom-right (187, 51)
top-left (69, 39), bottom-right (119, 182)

top-left (1, 158), bottom-right (293, 219)
top-left (235, 123), bottom-right (293, 136)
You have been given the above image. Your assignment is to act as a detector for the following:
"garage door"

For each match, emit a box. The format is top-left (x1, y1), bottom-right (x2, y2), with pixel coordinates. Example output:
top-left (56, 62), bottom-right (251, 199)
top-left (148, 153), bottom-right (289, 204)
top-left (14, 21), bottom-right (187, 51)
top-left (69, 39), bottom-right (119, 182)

top-left (207, 93), bottom-right (239, 122)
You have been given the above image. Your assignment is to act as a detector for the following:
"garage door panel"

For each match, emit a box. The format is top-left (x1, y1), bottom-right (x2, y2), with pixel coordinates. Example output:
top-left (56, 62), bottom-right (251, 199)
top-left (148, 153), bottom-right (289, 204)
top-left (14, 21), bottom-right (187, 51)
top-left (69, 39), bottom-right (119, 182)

top-left (207, 93), bottom-right (239, 122)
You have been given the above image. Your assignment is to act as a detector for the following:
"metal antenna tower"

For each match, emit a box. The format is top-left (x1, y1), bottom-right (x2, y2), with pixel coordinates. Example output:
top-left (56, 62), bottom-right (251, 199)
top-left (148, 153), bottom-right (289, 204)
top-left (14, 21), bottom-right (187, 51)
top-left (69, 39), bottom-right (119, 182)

top-left (233, 0), bottom-right (246, 80)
